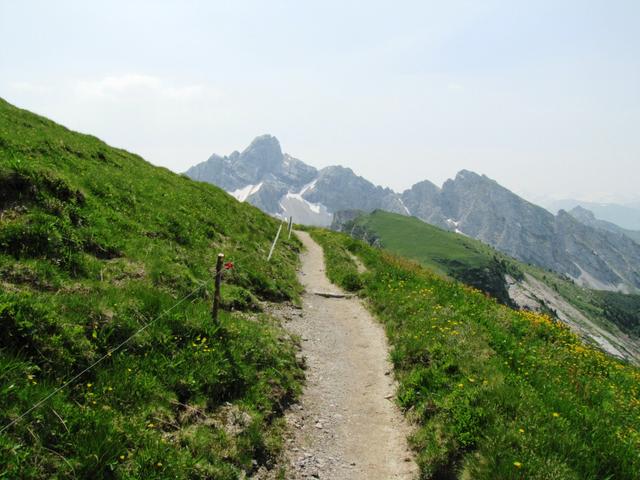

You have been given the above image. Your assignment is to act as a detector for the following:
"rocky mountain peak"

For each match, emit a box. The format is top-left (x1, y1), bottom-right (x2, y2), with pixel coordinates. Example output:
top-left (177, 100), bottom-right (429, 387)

top-left (442, 170), bottom-right (482, 193)
top-left (556, 209), bottom-right (580, 224)
top-left (450, 170), bottom-right (499, 189)
top-left (454, 169), bottom-right (493, 184)
top-left (185, 140), bottom-right (640, 293)
top-left (405, 179), bottom-right (440, 194)
top-left (567, 205), bottom-right (640, 246)
top-left (320, 165), bottom-right (355, 176)
top-left (455, 169), bottom-right (481, 180)
top-left (570, 205), bottom-right (597, 221)
top-left (240, 134), bottom-right (284, 173)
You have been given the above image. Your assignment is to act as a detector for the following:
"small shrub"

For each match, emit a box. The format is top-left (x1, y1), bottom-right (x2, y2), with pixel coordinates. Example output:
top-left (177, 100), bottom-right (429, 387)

top-left (341, 272), bottom-right (363, 292)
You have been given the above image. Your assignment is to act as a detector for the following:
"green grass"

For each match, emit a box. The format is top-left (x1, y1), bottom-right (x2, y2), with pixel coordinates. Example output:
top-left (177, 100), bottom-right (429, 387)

top-left (346, 210), bottom-right (640, 343)
top-left (311, 228), bottom-right (640, 479)
top-left (0, 98), bottom-right (303, 478)
top-left (349, 210), bottom-right (500, 275)
top-left (345, 210), bottom-right (521, 305)
top-left (594, 291), bottom-right (640, 336)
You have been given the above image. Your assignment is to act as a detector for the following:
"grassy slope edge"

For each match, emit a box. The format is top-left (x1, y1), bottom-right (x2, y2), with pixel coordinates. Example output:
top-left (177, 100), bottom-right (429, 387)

top-left (346, 210), bottom-right (640, 353)
top-left (0, 98), bottom-right (303, 479)
top-left (347, 210), bottom-right (520, 305)
top-left (311, 228), bottom-right (640, 479)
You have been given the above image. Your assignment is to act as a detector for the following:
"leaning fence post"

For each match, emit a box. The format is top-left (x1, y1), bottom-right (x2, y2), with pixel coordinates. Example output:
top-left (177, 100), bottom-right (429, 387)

top-left (212, 253), bottom-right (224, 324)
top-left (267, 222), bottom-right (284, 261)
top-left (287, 216), bottom-right (293, 239)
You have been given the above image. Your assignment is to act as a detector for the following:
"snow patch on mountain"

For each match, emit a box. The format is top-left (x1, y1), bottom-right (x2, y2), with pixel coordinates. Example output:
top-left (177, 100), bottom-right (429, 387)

top-left (445, 218), bottom-right (466, 235)
top-left (284, 191), bottom-right (322, 214)
top-left (398, 198), bottom-right (411, 215)
top-left (299, 179), bottom-right (317, 196)
top-left (278, 193), bottom-right (332, 226)
top-left (230, 182), bottom-right (263, 202)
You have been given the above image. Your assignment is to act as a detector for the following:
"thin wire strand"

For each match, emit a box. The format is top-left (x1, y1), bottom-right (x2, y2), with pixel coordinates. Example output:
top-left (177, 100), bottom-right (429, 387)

top-left (0, 228), bottom-right (296, 435)
top-left (0, 287), bottom-right (201, 435)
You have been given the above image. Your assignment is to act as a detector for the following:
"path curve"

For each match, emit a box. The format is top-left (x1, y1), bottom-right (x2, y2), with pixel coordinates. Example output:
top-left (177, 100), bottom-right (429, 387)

top-left (281, 231), bottom-right (417, 479)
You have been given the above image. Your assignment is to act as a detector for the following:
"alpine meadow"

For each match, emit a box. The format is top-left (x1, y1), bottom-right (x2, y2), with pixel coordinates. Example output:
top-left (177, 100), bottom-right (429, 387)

top-left (0, 98), bottom-right (304, 478)
top-left (2, 2), bottom-right (640, 479)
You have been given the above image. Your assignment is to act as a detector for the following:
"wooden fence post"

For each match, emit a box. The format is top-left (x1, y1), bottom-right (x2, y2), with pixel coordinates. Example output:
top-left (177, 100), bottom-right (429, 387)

top-left (267, 222), bottom-right (284, 261)
top-left (212, 253), bottom-right (224, 324)
top-left (287, 216), bottom-right (293, 239)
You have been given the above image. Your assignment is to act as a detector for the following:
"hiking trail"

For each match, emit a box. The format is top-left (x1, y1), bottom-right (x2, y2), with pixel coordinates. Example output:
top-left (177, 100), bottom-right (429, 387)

top-left (277, 231), bottom-right (417, 479)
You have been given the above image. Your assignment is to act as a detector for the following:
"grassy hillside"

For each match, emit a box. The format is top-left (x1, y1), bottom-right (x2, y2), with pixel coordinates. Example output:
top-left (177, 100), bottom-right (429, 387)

top-left (311, 228), bottom-right (640, 479)
top-left (0, 98), bottom-right (303, 478)
top-left (344, 210), bottom-right (640, 344)
top-left (346, 210), bottom-right (503, 275)
top-left (344, 210), bottom-right (523, 305)
top-left (594, 290), bottom-right (640, 336)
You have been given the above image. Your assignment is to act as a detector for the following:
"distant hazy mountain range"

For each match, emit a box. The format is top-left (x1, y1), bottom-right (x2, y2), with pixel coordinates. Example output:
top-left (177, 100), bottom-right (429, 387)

top-left (568, 206), bottom-right (640, 245)
top-left (185, 135), bottom-right (640, 293)
top-left (545, 199), bottom-right (640, 231)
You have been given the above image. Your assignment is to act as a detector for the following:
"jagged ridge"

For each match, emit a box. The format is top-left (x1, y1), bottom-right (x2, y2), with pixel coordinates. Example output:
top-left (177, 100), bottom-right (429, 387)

top-left (186, 137), bottom-right (640, 292)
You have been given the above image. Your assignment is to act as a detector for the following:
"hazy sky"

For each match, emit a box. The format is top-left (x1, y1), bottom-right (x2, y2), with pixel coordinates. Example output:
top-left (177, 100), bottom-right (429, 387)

top-left (1, 1), bottom-right (639, 204)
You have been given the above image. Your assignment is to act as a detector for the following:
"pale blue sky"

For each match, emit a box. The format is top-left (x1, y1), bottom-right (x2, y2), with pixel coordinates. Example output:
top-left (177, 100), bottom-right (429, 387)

top-left (1, 1), bottom-right (639, 203)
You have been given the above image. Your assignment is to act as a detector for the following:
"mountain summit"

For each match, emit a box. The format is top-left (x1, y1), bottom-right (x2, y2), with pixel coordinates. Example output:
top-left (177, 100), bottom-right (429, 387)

top-left (184, 135), bottom-right (408, 225)
top-left (568, 206), bottom-right (640, 245)
top-left (186, 136), bottom-right (640, 292)
top-left (402, 172), bottom-right (640, 292)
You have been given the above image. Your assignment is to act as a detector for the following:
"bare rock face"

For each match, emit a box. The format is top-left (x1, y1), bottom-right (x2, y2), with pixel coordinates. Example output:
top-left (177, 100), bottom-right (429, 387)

top-left (330, 210), bottom-right (365, 232)
top-left (401, 170), bottom-right (640, 292)
top-left (554, 210), bottom-right (640, 291)
top-left (569, 206), bottom-right (640, 245)
top-left (401, 179), bottom-right (443, 226)
top-left (187, 134), bottom-right (313, 180)
top-left (440, 171), bottom-right (556, 267)
top-left (184, 135), bottom-right (408, 225)
top-left (186, 138), bottom-right (640, 292)
top-left (303, 166), bottom-right (406, 216)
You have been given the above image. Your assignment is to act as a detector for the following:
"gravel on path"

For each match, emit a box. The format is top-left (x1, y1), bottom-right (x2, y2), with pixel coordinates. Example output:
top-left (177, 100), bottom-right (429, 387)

top-left (276, 231), bottom-right (418, 480)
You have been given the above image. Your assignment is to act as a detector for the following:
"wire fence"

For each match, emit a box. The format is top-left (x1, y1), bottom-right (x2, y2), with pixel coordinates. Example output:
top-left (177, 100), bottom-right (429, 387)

top-left (0, 287), bottom-right (202, 435)
top-left (0, 217), bottom-right (297, 435)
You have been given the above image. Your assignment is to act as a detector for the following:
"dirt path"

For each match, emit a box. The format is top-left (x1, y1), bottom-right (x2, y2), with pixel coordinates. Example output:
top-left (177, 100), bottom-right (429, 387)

top-left (280, 231), bottom-right (417, 479)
